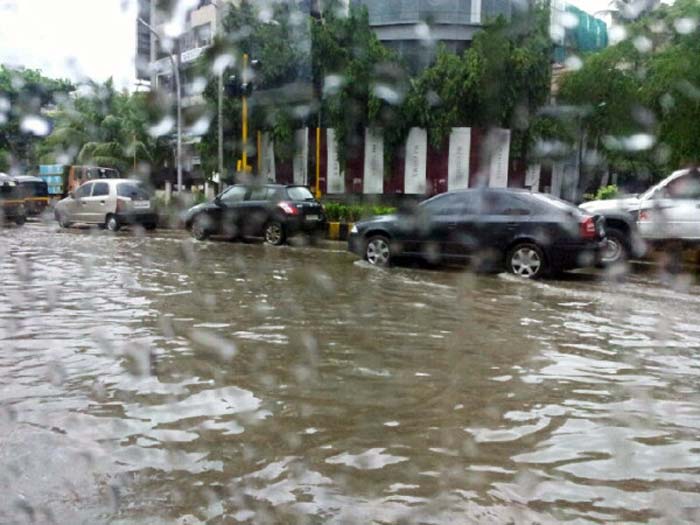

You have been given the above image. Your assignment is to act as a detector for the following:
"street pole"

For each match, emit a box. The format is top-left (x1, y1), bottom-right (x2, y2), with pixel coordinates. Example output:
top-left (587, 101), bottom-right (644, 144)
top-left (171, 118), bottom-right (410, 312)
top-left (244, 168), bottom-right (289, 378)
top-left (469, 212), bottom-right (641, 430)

top-left (241, 53), bottom-right (251, 172)
top-left (216, 0), bottom-right (224, 180)
top-left (138, 17), bottom-right (182, 193)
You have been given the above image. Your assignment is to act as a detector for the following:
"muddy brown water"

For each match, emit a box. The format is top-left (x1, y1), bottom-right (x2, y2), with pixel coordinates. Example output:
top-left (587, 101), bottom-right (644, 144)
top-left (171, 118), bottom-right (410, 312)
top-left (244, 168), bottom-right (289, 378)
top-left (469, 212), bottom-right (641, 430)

top-left (2, 222), bottom-right (700, 524)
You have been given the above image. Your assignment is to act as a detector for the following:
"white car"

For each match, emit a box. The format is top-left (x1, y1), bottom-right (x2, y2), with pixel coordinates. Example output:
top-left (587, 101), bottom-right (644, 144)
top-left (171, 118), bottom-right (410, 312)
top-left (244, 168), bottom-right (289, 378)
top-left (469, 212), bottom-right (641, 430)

top-left (54, 178), bottom-right (158, 232)
top-left (580, 168), bottom-right (700, 263)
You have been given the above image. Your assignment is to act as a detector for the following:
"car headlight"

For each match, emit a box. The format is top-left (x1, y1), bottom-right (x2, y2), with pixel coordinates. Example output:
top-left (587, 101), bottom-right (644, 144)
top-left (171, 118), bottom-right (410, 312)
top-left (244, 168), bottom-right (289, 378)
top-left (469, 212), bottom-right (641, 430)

top-left (350, 224), bottom-right (358, 234)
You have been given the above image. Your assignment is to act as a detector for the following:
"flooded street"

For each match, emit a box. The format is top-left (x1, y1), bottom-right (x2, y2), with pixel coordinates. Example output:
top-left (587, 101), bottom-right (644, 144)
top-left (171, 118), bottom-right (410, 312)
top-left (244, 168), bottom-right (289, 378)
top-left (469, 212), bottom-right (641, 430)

top-left (2, 222), bottom-right (700, 524)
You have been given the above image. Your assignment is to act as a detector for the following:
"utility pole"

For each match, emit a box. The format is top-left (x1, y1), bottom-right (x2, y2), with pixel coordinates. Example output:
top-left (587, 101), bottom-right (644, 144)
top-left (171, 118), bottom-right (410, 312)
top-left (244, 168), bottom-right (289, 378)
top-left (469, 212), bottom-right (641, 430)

top-left (240, 53), bottom-right (252, 173)
top-left (139, 17), bottom-right (183, 193)
top-left (216, 0), bottom-right (224, 180)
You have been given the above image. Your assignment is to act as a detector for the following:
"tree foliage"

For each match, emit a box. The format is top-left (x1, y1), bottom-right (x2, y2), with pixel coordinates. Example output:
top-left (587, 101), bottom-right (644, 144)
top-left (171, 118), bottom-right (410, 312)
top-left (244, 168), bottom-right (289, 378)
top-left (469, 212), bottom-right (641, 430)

top-left (557, 0), bottom-right (700, 181)
top-left (0, 65), bottom-right (73, 171)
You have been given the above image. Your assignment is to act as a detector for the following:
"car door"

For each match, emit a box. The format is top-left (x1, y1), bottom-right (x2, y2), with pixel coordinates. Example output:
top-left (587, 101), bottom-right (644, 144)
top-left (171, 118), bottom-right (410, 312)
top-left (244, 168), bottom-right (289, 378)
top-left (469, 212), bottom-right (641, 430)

top-left (641, 171), bottom-right (700, 240)
top-left (411, 192), bottom-right (474, 261)
top-left (70, 182), bottom-right (94, 222)
top-left (472, 191), bottom-right (534, 254)
top-left (81, 181), bottom-right (110, 223)
top-left (240, 185), bottom-right (272, 236)
top-left (218, 185), bottom-right (249, 237)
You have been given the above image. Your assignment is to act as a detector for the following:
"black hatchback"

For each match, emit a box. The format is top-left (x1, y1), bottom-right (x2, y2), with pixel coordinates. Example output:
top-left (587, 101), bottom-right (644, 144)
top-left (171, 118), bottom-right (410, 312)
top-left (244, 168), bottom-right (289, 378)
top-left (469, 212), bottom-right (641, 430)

top-left (348, 188), bottom-right (606, 278)
top-left (184, 183), bottom-right (326, 244)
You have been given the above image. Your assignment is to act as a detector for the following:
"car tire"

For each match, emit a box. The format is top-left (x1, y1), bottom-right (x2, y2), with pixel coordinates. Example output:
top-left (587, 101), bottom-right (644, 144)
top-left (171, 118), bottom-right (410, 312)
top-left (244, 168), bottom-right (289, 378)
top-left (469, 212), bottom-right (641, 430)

top-left (15, 215), bottom-right (26, 226)
top-left (56, 212), bottom-right (71, 228)
top-left (507, 242), bottom-right (546, 279)
top-left (264, 221), bottom-right (285, 246)
top-left (191, 215), bottom-right (210, 241)
top-left (106, 214), bottom-right (120, 232)
top-left (145, 222), bottom-right (157, 231)
top-left (365, 235), bottom-right (392, 267)
top-left (600, 227), bottom-right (629, 266)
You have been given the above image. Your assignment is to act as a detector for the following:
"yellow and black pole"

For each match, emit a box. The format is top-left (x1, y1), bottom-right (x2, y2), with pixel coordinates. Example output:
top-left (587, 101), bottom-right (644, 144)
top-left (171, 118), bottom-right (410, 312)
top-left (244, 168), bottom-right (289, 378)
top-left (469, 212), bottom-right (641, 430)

top-left (240, 53), bottom-right (252, 173)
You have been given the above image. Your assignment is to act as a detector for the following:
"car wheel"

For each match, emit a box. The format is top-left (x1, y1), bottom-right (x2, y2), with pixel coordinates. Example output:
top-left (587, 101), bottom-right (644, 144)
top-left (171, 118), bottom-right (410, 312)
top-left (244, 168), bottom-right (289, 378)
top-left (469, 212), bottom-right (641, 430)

top-left (600, 228), bottom-right (628, 265)
top-left (365, 235), bottom-right (392, 267)
top-left (15, 214), bottom-right (26, 226)
top-left (106, 214), bottom-right (120, 232)
top-left (264, 221), bottom-right (285, 246)
top-left (191, 215), bottom-right (210, 241)
top-left (507, 242), bottom-right (546, 279)
top-left (144, 222), bottom-right (157, 231)
top-left (56, 212), bottom-right (72, 228)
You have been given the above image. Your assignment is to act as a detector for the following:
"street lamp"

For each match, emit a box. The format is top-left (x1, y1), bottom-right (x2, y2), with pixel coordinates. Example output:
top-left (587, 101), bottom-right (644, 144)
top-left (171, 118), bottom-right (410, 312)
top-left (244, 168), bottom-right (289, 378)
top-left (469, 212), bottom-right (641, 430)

top-left (138, 17), bottom-right (183, 194)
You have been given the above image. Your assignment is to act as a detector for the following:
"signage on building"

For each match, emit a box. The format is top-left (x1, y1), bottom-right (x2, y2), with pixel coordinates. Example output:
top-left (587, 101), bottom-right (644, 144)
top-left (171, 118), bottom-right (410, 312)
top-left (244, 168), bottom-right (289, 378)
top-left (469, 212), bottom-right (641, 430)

top-left (326, 129), bottom-right (345, 194)
top-left (404, 127), bottom-right (427, 194)
top-left (293, 128), bottom-right (309, 186)
top-left (448, 127), bottom-right (471, 190)
top-left (363, 128), bottom-right (384, 194)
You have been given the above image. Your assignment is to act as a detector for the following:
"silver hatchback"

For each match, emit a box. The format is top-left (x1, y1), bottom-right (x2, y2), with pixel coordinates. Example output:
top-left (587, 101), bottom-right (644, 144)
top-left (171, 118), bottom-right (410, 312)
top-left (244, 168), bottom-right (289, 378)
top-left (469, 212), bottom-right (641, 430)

top-left (55, 179), bottom-right (158, 231)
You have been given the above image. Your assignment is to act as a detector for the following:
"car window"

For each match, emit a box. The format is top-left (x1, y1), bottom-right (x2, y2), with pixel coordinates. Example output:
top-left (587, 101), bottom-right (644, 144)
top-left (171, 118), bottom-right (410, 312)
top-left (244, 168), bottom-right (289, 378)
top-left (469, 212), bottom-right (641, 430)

top-left (248, 187), bottom-right (269, 201)
top-left (220, 185), bottom-right (247, 203)
top-left (286, 186), bottom-right (315, 201)
top-left (92, 182), bottom-right (109, 197)
top-left (420, 192), bottom-right (473, 215)
top-left (665, 171), bottom-right (700, 199)
top-left (74, 183), bottom-right (92, 199)
top-left (117, 183), bottom-right (150, 199)
top-left (481, 192), bottom-right (531, 215)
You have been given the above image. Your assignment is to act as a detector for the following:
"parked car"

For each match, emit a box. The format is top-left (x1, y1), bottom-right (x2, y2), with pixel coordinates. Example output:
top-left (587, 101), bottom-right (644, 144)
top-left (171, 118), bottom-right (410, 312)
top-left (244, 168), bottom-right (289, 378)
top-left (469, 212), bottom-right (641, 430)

top-left (0, 173), bottom-right (26, 226)
top-left (184, 183), bottom-right (326, 244)
top-left (15, 175), bottom-right (49, 217)
top-left (54, 179), bottom-right (158, 231)
top-left (580, 168), bottom-right (700, 263)
top-left (348, 188), bottom-right (606, 278)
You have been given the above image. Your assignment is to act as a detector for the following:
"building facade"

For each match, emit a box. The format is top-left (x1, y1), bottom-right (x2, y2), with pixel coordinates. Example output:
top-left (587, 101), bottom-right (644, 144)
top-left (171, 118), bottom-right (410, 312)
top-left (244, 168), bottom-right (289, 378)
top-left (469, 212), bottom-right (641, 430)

top-left (351, 0), bottom-right (512, 71)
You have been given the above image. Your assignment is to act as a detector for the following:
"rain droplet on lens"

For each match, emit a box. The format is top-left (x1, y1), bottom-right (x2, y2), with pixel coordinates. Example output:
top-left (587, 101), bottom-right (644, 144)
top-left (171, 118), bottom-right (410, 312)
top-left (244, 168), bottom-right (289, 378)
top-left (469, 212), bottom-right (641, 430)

top-left (190, 329), bottom-right (237, 361)
top-left (20, 115), bottom-right (50, 137)
top-left (674, 17), bottom-right (697, 35)
top-left (47, 361), bottom-right (66, 386)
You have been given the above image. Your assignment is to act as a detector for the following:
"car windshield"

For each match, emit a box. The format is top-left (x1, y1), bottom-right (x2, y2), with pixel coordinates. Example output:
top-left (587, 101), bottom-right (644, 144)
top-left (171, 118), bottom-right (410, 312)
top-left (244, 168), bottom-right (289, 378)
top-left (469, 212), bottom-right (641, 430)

top-left (5, 1), bottom-right (700, 524)
top-left (117, 182), bottom-right (150, 199)
top-left (286, 186), bottom-right (315, 201)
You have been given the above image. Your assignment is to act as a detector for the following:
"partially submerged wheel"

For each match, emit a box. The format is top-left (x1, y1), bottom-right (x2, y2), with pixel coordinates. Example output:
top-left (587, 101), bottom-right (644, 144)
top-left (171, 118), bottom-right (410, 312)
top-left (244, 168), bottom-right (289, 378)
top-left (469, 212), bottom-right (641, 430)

top-left (507, 242), bottom-right (545, 279)
top-left (191, 215), bottom-right (210, 241)
top-left (264, 221), bottom-right (285, 246)
top-left (365, 235), bottom-right (392, 267)
top-left (106, 214), bottom-right (120, 232)
top-left (600, 228), bottom-right (628, 266)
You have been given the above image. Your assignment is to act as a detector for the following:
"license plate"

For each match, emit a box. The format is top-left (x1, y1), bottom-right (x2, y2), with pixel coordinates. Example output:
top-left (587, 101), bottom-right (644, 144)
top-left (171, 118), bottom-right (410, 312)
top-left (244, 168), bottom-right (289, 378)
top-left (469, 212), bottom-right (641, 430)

top-left (306, 214), bottom-right (319, 221)
top-left (133, 201), bottom-right (151, 209)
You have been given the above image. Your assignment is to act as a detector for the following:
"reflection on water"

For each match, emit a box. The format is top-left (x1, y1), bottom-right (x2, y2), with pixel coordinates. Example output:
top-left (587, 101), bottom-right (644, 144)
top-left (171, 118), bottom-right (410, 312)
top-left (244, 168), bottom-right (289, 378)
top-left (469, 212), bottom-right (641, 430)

top-left (2, 223), bottom-right (700, 523)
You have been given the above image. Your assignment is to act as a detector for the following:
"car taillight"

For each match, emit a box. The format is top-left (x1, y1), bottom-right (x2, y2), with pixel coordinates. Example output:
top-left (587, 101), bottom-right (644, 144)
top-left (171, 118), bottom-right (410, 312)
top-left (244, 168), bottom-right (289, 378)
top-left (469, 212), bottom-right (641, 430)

top-left (580, 216), bottom-right (596, 240)
top-left (639, 210), bottom-right (651, 222)
top-left (116, 198), bottom-right (127, 213)
top-left (278, 201), bottom-right (299, 215)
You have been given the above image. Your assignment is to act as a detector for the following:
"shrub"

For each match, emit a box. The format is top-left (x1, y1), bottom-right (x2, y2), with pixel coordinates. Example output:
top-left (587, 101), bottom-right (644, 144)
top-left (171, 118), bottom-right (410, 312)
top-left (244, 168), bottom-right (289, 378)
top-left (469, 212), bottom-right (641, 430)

top-left (322, 202), bottom-right (396, 222)
top-left (584, 185), bottom-right (619, 202)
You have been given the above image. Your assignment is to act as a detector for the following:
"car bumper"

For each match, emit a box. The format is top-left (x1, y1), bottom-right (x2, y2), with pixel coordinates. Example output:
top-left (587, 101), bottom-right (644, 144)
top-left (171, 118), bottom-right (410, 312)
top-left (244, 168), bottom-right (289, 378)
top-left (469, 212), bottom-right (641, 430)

top-left (115, 212), bottom-right (158, 226)
top-left (549, 240), bottom-right (605, 270)
top-left (286, 218), bottom-right (327, 236)
top-left (348, 232), bottom-right (364, 256)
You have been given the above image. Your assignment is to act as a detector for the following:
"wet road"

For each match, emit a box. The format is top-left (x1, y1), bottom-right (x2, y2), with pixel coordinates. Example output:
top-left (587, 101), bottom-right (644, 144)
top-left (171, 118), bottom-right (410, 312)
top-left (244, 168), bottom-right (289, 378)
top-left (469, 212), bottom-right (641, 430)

top-left (2, 221), bottom-right (700, 524)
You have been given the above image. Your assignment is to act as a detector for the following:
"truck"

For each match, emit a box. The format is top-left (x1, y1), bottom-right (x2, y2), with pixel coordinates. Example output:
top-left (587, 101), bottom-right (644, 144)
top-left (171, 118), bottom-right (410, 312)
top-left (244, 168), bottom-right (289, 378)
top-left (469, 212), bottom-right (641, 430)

top-left (39, 164), bottom-right (121, 200)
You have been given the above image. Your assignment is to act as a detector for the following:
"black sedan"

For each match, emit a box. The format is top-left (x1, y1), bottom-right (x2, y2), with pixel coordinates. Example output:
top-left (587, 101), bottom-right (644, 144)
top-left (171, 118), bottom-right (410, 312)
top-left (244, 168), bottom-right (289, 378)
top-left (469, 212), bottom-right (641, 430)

top-left (348, 188), bottom-right (606, 278)
top-left (184, 183), bottom-right (326, 244)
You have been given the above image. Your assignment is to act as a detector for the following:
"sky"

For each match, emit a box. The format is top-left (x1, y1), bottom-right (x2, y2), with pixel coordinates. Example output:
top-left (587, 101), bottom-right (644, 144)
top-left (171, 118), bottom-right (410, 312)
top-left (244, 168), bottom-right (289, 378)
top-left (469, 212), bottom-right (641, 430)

top-left (0, 0), bottom-right (650, 91)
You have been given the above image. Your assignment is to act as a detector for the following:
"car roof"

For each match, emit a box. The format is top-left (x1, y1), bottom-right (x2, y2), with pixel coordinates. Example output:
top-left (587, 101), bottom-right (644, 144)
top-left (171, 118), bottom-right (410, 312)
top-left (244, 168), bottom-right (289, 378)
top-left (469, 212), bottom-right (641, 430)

top-left (13, 175), bottom-right (45, 183)
top-left (81, 178), bottom-right (140, 184)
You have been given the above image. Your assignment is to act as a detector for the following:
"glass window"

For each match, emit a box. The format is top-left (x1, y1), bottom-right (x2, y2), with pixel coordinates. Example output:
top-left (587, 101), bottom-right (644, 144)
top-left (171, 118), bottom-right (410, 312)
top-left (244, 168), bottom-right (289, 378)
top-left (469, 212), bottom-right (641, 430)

top-left (286, 186), bottom-right (315, 201)
top-left (74, 183), bottom-right (92, 199)
top-left (220, 185), bottom-right (247, 203)
top-left (481, 192), bottom-right (531, 215)
top-left (117, 183), bottom-right (150, 199)
top-left (420, 192), bottom-right (474, 215)
top-left (665, 171), bottom-right (700, 199)
top-left (92, 182), bottom-right (109, 197)
top-left (248, 187), bottom-right (269, 201)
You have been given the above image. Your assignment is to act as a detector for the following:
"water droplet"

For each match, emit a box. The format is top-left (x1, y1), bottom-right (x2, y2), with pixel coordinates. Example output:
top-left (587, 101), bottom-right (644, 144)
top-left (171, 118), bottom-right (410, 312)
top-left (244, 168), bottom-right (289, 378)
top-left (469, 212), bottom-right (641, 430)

top-left (633, 35), bottom-right (652, 53)
top-left (609, 25), bottom-right (628, 45)
top-left (414, 22), bottom-right (431, 40)
top-left (190, 329), bottom-right (237, 361)
top-left (564, 55), bottom-right (583, 71)
top-left (674, 17), bottom-right (697, 35)
top-left (20, 115), bottom-right (50, 137)
top-left (148, 116), bottom-right (175, 138)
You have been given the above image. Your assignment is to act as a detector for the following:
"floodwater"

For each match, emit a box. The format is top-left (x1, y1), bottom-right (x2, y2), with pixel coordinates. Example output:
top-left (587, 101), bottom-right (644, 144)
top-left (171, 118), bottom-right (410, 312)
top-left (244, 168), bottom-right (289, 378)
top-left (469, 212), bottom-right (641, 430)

top-left (2, 222), bottom-right (700, 524)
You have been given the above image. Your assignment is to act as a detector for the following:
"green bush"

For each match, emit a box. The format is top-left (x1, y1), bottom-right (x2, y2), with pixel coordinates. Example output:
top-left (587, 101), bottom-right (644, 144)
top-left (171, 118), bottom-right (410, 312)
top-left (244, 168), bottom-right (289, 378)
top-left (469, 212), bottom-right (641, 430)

top-left (584, 184), bottom-right (619, 202)
top-left (322, 202), bottom-right (396, 223)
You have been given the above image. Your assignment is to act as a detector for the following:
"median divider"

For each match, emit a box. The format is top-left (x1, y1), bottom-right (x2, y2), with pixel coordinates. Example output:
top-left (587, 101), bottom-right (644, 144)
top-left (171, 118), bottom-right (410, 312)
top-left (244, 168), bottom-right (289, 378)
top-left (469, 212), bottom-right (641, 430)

top-left (326, 222), bottom-right (354, 241)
